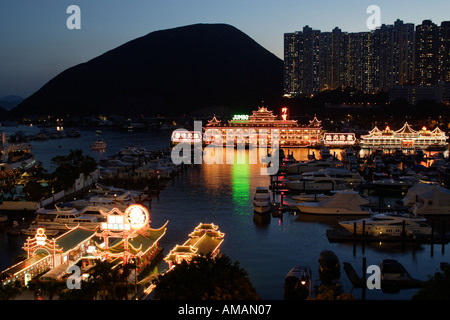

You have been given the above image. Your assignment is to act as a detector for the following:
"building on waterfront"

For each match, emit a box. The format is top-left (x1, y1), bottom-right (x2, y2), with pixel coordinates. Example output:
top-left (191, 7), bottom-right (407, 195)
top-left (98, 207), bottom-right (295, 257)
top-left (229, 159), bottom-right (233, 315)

top-left (0, 204), bottom-right (167, 287)
top-left (203, 106), bottom-right (323, 148)
top-left (164, 223), bottom-right (224, 269)
top-left (359, 123), bottom-right (448, 150)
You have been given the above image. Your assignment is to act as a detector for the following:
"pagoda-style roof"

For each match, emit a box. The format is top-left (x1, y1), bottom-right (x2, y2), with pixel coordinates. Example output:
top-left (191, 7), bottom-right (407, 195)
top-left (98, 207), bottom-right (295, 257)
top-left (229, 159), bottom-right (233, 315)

top-left (368, 126), bottom-right (382, 135)
top-left (207, 115), bottom-right (222, 126)
top-left (395, 122), bottom-right (418, 135)
top-left (431, 126), bottom-right (446, 135)
top-left (55, 227), bottom-right (98, 254)
top-left (95, 221), bottom-right (168, 256)
top-left (165, 223), bottom-right (225, 265)
top-left (309, 116), bottom-right (322, 127)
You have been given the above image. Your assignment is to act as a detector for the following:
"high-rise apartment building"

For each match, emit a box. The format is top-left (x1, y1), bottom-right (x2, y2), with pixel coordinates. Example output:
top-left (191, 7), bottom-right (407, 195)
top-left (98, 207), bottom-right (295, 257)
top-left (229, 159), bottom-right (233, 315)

top-left (284, 19), bottom-right (450, 98)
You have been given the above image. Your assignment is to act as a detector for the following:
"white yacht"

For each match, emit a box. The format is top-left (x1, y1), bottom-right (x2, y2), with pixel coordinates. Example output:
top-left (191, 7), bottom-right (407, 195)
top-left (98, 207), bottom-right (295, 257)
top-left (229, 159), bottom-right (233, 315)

top-left (291, 193), bottom-right (331, 203)
top-left (338, 213), bottom-right (432, 237)
top-left (411, 186), bottom-right (450, 215)
top-left (287, 168), bottom-right (362, 184)
top-left (285, 178), bottom-right (347, 192)
top-left (253, 187), bottom-right (271, 214)
top-left (295, 191), bottom-right (371, 215)
top-left (30, 206), bottom-right (101, 231)
top-left (285, 158), bottom-right (342, 175)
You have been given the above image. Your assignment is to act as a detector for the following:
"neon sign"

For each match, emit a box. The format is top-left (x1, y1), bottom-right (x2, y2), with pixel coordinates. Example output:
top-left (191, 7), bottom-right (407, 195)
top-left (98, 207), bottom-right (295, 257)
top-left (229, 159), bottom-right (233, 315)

top-left (171, 131), bottom-right (202, 143)
top-left (281, 107), bottom-right (288, 121)
top-left (232, 115), bottom-right (249, 121)
top-left (323, 133), bottom-right (356, 145)
top-left (101, 204), bottom-right (149, 231)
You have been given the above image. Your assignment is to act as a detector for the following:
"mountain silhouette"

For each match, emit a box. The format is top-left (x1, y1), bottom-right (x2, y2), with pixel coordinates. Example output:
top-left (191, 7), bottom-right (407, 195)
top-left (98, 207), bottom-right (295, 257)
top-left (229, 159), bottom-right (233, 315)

top-left (13, 23), bottom-right (283, 116)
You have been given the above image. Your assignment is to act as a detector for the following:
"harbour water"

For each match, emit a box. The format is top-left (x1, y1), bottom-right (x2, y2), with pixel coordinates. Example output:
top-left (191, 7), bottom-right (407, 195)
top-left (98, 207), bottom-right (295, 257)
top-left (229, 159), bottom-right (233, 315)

top-left (0, 125), bottom-right (449, 300)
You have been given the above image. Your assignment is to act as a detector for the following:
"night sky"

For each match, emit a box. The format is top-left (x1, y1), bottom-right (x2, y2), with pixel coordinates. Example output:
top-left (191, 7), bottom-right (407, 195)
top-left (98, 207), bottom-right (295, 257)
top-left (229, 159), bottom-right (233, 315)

top-left (1, 0), bottom-right (450, 98)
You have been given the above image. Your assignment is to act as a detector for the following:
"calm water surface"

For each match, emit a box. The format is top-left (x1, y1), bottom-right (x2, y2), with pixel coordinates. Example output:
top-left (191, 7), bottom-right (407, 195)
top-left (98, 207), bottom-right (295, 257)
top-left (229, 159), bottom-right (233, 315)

top-left (1, 125), bottom-right (449, 300)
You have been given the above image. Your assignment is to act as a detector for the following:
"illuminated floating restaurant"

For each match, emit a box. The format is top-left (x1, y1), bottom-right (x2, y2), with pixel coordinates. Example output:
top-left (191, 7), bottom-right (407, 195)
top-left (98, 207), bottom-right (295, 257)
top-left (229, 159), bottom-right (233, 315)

top-left (164, 223), bottom-right (225, 269)
top-left (203, 106), bottom-right (323, 147)
top-left (359, 123), bottom-right (449, 150)
top-left (0, 204), bottom-right (168, 287)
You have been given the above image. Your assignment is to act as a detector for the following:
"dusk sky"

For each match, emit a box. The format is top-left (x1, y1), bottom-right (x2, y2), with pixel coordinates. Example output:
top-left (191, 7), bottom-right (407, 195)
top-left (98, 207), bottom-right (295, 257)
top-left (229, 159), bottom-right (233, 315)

top-left (1, 0), bottom-right (450, 99)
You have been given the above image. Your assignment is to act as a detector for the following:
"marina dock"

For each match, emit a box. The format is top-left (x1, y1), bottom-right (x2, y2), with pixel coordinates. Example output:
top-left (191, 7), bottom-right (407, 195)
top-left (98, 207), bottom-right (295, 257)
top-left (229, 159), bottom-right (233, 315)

top-left (326, 228), bottom-right (450, 244)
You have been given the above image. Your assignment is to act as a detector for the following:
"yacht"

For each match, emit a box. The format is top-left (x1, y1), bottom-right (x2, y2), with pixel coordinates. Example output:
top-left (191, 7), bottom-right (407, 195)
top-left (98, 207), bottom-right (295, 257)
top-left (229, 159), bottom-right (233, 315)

top-left (30, 206), bottom-right (101, 231)
top-left (91, 139), bottom-right (106, 150)
top-left (285, 178), bottom-right (347, 192)
top-left (411, 186), bottom-right (450, 215)
top-left (291, 193), bottom-right (331, 203)
top-left (287, 168), bottom-right (363, 184)
top-left (253, 187), bottom-right (271, 214)
top-left (285, 158), bottom-right (342, 175)
top-left (338, 213), bottom-right (432, 237)
top-left (295, 191), bottom-right (371, 215)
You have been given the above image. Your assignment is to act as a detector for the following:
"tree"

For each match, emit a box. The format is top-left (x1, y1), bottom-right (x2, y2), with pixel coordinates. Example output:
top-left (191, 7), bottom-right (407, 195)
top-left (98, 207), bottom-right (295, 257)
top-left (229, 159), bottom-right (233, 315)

top-left (413, 264), bottom-right (450, 300)
top-left (153, 254), bottom-right (260, 300)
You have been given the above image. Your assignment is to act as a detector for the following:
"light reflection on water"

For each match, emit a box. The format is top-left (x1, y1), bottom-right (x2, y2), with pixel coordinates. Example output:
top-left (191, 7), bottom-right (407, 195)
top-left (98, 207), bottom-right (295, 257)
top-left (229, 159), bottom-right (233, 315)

top-left (0, 126), bottom-right (449, 300)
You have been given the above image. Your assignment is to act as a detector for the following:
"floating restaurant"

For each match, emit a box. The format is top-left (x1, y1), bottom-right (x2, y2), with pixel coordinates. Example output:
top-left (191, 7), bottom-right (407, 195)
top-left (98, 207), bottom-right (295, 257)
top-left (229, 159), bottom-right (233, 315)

top-left (0, 204), bottom-right (168, 287)
top-left (164, 223), bottom-right (224, 269)
top-left (359, 123), bottom-right (448, 150)
top-left (203, 106), bottom-right (323, 147)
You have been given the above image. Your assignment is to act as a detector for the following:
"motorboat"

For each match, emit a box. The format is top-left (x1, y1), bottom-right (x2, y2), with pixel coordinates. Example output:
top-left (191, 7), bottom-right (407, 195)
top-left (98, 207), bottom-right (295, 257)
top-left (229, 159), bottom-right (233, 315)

top-left (411, 186), bottom-right (450, 215)
top-left (402, 183), bottom-right (439, 207)
top-left (295, 191), bottom-right (371, 215)
top-left (284, 266), bottom-right (311, 300)
top-left (285, 179), bottom-right (347, 192)
top-left (287, 168), bottom-right (363, 184)
top-left (91, 139), bottom-right (106, 150)
top-left (253, 187), bottom-right (271, 214)
top-left (30, 206), bottom-right (101, 231)
top-left (21, 226), bottom-right (60, 237)
top-left (380, 259), bottom-right (411, 281)
top-left (318, 250), bottom-right (341, 285)
top-left (291, 193), bottom-right (331, 203)
top-left (285, 158), bottom-right (342, 175)
top-left (338, 212), bottom-right (432, 237)
top-left (370, 179), bottom-right (416, 192)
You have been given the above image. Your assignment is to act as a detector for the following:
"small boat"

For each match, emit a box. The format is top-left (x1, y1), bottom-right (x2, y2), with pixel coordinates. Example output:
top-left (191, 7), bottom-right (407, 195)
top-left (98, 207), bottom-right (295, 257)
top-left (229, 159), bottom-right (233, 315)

top-left (0, 214), bottom-right (7, 222)
top-left (21, 226), bottom-right (59, 237)
top-left (379, 259), bottom-right (424, 292)
top-left (253, 187), bottom-right (271, 214)
top-left (284, 266), bottom-right (311, 300)
top-left (91, 139), bottom-right (106, 150)
top-left (318, 250), bottom-right (341, 285)
top-left (338, 212), bottom-right (432, 237)
top-left (295, 191), bottom-right (371, 215)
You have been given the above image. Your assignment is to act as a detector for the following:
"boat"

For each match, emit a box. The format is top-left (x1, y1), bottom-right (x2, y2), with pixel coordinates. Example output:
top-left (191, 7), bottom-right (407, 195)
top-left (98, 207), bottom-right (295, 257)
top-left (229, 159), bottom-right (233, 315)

top-left (253, 187), bottom-right (271, 214)
top-left (402, 183), bottom-right (439, 207)
top-left (411, 186), bottom-right (450, 215)
top-left (287, 168), bottom-right (362, 184)
top-left (284, 266), bottom-right (311, 300)
top-left (379, 259), bottom-right (424, 292)
top-left (30, 206), bottom-right (101, 231)
top-left (21, 226), bottom-right (60, 237)
top-left (370, 179), bottom-right (416, 192)
top-left (291, 193), bottom-right (331, 203)
top-left (0, 214), bottom-right (7, 222)
top-left (295, 190), bottom-right (371, 215)
top-left (91, 139), bottom-right (106, 150)
top-left (285, 158), bottom-right (342, 175)
top-left (318, 250), bottom-right (341, 285)
top-left (338, 212), bottom-right (432, 237)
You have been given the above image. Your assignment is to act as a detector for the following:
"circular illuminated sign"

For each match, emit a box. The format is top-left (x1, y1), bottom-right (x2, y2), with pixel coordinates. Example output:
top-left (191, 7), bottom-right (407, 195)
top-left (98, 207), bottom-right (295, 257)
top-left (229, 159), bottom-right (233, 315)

top-left (125, 204), bottom-right (149, 230)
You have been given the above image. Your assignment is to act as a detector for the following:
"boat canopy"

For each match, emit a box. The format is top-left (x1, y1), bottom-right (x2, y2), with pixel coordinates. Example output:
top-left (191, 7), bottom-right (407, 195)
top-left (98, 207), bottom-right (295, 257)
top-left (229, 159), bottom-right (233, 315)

top-left (318, 191), bottom-right (369, 208)
top-left (417, 187), bottom-right (450, 206)
top-left (402, 183), bottom-right (439, 206)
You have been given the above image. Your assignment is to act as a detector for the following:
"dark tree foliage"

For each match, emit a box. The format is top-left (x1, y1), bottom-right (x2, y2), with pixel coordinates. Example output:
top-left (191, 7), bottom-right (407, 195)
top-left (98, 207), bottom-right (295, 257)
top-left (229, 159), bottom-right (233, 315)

top-left (153, 254), bottom-right (260, 300)
top-left (413, 264), bottom-right (450, 300)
